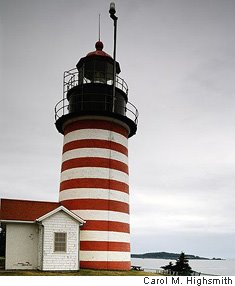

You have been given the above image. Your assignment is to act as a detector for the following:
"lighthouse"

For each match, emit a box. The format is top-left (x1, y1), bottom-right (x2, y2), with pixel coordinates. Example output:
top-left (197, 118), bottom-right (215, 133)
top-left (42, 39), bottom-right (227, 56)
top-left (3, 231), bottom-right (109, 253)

top-left (54, 8), bottom-right (138, 271)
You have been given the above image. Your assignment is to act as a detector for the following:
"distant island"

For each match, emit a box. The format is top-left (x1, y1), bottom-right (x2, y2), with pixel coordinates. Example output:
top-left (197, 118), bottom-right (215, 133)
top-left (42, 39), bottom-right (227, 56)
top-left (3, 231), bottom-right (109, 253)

top-left (131, 252), bottom-right (223, 260)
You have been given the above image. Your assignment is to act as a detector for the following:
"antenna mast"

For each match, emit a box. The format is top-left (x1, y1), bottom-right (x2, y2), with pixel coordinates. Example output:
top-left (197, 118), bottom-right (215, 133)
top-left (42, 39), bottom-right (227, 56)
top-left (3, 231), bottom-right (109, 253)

top-left (98, 13), bottom-right (101, 41)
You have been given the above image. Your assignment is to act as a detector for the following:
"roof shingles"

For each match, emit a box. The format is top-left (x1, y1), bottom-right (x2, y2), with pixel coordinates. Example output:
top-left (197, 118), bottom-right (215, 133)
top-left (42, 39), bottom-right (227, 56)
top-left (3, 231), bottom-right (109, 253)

top-left (0, 199), bottom-right (60, 222)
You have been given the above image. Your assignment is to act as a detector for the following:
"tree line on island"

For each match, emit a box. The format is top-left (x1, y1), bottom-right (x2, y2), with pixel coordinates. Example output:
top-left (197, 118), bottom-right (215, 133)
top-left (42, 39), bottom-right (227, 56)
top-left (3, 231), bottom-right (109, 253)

top-left (131, 251), bottom-right (223, 260)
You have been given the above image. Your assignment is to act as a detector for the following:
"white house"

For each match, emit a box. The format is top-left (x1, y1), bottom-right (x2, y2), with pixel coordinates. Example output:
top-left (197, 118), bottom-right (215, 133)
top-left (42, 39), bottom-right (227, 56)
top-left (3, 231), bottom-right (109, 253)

top-left (0, 198), bottom-right (85, 271)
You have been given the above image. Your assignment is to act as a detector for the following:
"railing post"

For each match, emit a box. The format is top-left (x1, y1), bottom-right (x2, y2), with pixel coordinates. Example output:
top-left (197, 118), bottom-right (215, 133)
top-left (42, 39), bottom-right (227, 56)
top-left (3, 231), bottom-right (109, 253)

top-left (63, 72), bottom-right (66, 116)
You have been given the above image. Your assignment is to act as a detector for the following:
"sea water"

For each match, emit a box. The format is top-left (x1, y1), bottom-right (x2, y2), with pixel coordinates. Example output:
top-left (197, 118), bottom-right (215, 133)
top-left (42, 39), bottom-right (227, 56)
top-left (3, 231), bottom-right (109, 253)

top-left (131, 258), bottom-right (235, 276)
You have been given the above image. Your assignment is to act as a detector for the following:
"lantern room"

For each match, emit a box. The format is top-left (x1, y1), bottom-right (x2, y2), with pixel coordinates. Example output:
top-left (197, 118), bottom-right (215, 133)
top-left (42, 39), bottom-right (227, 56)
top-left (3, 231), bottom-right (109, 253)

top-left (55, 41), bottom-right (138, 137)
top-left (76, 41), bottom-right (120, 85)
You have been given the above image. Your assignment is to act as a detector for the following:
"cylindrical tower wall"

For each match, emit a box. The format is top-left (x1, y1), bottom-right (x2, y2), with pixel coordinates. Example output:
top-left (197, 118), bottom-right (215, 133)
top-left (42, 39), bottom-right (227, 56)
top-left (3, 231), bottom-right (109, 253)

top-left (59, 116), bottom-right (131, 270)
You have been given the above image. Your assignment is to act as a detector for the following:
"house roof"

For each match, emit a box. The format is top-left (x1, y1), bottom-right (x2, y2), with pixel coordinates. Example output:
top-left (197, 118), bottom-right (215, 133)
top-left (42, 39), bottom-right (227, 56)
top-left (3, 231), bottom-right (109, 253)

top-left (0, 198), bottom-right (60, 222)
top-left (36, 205), bottom-right (85, 224)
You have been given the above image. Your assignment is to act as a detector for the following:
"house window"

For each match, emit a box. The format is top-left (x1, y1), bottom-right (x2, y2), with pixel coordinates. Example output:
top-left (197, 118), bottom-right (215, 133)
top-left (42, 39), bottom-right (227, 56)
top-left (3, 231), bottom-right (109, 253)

top-left (54, 232), bottom-right (67, 252)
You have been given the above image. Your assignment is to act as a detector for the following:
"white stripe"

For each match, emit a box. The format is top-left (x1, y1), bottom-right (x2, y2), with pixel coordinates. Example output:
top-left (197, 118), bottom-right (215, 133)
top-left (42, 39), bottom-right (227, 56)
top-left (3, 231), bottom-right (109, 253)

top-left (59, 188), bottom-right (129, 204)
top-left (80, 230), bottom-right (130, 243)
top-left (72, 210), bottom-right (130, 224)
top-left (62, 148), bottom-right (128, 165)
top-left (80, 251), bottom-right (130, 262)
top-left (60, 167), bottom-right (129, 184)
top-left (64, 129), bottom-right (128, 147)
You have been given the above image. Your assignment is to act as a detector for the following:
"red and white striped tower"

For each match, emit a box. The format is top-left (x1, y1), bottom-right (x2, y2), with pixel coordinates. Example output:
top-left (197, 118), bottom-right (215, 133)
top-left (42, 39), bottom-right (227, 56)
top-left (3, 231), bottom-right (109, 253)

top-left (55, 39), bottom-right (138, 270)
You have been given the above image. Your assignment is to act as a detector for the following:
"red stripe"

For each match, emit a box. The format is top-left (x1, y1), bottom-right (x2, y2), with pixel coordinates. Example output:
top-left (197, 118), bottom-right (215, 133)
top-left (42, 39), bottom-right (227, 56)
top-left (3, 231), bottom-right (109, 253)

top-left (61, 157), bottom-right (128, 174)
top-left (80, 241), bottom-right (130, 252)
top-left (61, 199), bottom-right (129, 214)
top-left (80, 261), bottom-right (131, 270)
top-left (64, 119), bottom-right (128, 138)
top-left (60, 178), bottom-right (129, 194)
top-left (63, 139), bottom-right (128, 156)
top-left (82, 220), bottom-right (130, 233)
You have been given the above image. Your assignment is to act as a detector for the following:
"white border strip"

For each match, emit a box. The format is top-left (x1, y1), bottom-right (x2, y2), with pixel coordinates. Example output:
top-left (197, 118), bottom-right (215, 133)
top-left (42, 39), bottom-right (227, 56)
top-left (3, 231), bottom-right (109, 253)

top-left (59, 188), bottom-right (129, 204)
top-left (80, 230), bottom-right (130, 243)
top-left (60, 167), bottom-right (129, 184)
top-left (80, 251), bottom-right (130, 261)
top-left (64, 129), bottom-right (128, 147)
top-left (62, 148), bottom-right (128, 164)
top-left (72, 210), bottom-right (129, 224)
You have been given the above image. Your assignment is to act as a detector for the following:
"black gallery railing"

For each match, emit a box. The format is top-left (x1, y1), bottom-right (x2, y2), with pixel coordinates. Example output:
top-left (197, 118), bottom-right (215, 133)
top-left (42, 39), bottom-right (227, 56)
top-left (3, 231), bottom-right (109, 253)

top-left (55, 95), bottom-right (139, 125)
top-left (55, 67), bottom-right (138, 125)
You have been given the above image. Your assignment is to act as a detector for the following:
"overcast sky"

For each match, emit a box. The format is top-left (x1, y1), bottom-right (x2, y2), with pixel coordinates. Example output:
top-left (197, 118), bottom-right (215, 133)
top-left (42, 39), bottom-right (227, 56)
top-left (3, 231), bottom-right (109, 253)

top-left (1, 0), bottom-right (235, 259)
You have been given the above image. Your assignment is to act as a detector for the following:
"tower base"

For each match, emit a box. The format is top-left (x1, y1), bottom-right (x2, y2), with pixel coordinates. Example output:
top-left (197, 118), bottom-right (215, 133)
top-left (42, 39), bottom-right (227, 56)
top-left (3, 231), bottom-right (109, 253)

top-left (80, 261), bottom-right (131, 270)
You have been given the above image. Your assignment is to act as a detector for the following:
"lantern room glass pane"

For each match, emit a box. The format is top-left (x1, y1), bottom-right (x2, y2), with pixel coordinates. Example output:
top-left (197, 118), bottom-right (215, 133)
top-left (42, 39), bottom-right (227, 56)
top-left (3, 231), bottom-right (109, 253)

top-left (106, 62), bottom-right (114, 84)
top-left (83, 59), bottom-right (113, 84)
top-left (94, 60), bottom-right (106, 83)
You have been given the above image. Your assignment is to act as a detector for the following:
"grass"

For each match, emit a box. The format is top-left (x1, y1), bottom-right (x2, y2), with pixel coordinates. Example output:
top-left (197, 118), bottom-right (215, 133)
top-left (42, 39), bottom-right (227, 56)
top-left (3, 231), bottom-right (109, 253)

top-left (0, 268), bottom-right (161, 276)
top-left (0, 257), bottom-right (162, 276)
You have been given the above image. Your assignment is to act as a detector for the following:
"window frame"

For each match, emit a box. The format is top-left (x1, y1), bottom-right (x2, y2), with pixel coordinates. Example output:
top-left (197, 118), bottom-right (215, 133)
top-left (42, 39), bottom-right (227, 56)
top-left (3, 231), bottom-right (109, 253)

top-left (54, 232), bottom-right (67, 253)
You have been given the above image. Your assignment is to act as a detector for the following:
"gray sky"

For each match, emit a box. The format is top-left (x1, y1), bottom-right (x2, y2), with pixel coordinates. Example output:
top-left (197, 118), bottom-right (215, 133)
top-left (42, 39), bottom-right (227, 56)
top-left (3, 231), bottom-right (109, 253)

top-left (1, 0), bottom-right (235, 259)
